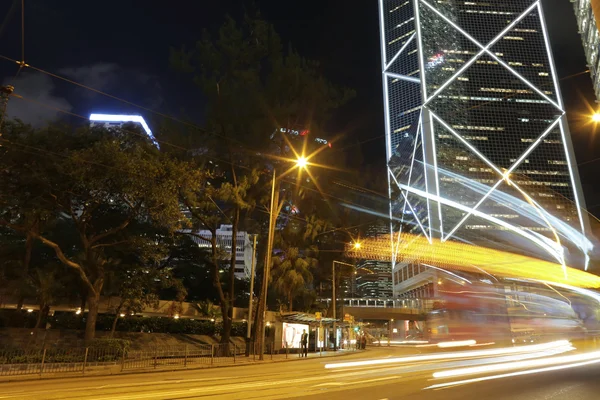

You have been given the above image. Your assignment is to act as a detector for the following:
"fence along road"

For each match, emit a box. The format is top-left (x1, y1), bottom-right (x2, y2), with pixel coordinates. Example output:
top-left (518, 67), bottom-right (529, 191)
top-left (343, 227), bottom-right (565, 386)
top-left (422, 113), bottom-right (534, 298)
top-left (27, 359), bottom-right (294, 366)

top-left (0, 343), bottom-right (282, 377)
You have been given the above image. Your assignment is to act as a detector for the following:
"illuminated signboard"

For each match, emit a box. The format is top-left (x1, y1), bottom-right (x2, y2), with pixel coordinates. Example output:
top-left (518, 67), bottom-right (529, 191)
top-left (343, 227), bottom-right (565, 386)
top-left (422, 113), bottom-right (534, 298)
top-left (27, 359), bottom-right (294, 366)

top-left (282, 322), bottom-right (309, 348)
top-left (273, 128), bottom-right (331, 147)
top-left (279, 127), bottom-right (309, 136)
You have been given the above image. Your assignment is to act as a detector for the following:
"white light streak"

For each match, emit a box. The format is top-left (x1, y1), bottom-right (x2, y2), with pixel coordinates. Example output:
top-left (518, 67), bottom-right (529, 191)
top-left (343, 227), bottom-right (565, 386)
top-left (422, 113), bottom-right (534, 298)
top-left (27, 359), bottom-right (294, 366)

top-left (433, 346), bottom-right (585, 378)
top-left (426, 352), bottom-right (600, 390)
top-left (437, 340), bottom-right (477, 348)
top-left (421, 263), bottom-right (472, 284)
top-left (324, 340), bottom-right (570, 369)
top-left (397, 184), bottom-right (565, 265)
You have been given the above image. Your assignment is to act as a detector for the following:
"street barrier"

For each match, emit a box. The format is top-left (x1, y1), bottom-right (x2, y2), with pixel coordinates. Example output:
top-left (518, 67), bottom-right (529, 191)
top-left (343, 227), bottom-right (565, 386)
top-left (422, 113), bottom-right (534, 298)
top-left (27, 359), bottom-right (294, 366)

top-left (0, 346), bottom-right (121, 377)
top-left (0, 342), bottom-right (276, 377)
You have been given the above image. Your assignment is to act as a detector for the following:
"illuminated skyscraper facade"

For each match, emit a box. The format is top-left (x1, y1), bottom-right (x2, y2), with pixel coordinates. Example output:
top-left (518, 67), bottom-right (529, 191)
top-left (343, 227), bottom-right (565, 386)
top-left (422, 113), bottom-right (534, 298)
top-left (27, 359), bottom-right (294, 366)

top-left (378, 0), bottom-right (592, 297)
top-left (572, 0), bottom-right (600, 101)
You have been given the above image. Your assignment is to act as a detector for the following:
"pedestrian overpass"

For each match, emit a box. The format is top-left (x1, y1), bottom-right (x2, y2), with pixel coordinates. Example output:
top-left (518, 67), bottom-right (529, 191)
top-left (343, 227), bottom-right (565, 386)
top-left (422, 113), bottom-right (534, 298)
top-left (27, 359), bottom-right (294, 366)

top-left (319, 298), bottom-right (431, 321)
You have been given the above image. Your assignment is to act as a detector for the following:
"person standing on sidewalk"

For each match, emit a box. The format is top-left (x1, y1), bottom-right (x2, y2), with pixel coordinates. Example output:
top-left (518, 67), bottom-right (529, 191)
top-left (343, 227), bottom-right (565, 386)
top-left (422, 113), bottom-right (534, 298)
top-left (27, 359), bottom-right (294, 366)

top-left (301, 329), bottom-right (309, 358)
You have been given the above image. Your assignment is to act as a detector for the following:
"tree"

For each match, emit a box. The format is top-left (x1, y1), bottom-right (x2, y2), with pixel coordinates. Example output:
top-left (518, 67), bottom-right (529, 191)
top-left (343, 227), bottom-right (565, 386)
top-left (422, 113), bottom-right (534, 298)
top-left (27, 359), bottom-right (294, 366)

top-left (105, 266), bottom-right (164, 337)
top-left (270, 245), bottom-right (318, 312)
top-left (172, 10), bottom-right (354, 350)
top-left (0, 122), bottom-right (202, 340)
top-left (194, 300), bottom-right (222, 320)
top-left (30, 265), bottom-right (63, 334)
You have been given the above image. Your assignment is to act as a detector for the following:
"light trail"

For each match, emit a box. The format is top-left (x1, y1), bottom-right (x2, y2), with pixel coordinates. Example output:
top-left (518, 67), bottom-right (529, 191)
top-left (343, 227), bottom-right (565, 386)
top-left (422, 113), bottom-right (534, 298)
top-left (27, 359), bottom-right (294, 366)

top-left (437, 340), bottom-right (477, 348)
top-left (324, 340), bottom-right (571, 369)
top-left (345, 232), bottom-right (600, 289)
top-left (431, 348), bottom-right (600, 379)
top-left (426, 352), bottom-right (600, 390)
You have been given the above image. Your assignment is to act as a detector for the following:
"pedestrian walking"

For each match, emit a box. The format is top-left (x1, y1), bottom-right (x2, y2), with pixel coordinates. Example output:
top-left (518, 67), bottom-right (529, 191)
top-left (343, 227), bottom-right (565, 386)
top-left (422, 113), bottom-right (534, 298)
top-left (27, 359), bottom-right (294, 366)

top-left (301, 329), bottom-right (309, 358)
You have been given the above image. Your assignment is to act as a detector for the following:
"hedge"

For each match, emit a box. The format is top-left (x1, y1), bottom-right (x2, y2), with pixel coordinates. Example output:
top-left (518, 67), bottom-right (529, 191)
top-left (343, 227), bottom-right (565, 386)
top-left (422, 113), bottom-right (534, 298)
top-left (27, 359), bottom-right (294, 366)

top-left (0, 310), bottom-right (247, 337)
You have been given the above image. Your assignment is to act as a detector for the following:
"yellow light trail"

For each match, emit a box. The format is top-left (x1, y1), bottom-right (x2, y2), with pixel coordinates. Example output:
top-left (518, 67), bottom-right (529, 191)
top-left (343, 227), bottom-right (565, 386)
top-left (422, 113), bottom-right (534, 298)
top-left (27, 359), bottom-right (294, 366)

top-left (345, 233), bottom-right (600, 289)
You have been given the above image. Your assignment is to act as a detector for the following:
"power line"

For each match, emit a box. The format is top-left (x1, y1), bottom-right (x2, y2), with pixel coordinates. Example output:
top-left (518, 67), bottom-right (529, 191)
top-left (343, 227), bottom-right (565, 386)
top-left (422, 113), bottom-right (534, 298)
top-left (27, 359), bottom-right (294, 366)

top-left (0, 53), bottom-right (255, 150)
top-left (10, 91), bottom-right (386, 213)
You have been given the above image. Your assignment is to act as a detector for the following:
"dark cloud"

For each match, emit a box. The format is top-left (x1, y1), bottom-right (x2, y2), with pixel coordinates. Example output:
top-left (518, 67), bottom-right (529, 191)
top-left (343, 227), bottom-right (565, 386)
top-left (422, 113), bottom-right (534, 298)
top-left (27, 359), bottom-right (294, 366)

top-left (3, 71), bottom-right (73, 127)
top-left (58, 63), bottom-right (164, 112)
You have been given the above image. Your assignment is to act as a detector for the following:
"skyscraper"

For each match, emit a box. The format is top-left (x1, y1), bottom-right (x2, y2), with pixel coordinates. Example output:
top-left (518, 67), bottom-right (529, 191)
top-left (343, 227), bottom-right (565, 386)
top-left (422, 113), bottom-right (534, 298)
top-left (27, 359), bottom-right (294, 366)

top-left (193, 224), bottom-right (256, 280)
top-left (378, 0), bottom-right (593, 297)
top-left (572, 0), bottom-right (600, 101)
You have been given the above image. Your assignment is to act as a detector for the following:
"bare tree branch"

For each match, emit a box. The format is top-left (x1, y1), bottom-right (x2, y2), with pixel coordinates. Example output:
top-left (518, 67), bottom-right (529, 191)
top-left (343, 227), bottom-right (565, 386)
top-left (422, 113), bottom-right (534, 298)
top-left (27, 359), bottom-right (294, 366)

top-left (88, 201), bottom-right (142, 245)
top-left (31, 233), bottom-right (96, 295)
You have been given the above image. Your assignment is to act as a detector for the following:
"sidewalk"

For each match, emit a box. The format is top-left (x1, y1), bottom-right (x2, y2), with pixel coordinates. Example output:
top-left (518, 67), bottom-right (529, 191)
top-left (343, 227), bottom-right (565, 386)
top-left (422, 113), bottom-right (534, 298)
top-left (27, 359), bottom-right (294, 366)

top-left (0, 348), bottom-right (364, 383)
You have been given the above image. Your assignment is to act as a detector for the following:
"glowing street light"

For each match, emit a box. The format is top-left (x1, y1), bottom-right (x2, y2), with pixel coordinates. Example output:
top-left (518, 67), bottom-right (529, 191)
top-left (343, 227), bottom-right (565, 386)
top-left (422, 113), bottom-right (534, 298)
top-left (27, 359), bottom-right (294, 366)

top-left (592, 113), bottom-right (600, 123)
top-left (296, 156), bottom-right (308, 169)
top-left (259, 156), bottom-right (310, 360)
top-left (353, 242), bottom-right (362, 250)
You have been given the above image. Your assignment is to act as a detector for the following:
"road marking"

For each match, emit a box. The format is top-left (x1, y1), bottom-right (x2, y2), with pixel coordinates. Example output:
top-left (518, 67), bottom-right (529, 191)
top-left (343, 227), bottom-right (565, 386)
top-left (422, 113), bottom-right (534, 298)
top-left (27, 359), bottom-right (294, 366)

top-left (313, 382), bottom-right (344, 387)
top-left (0, 376), bottom-right (236, 399)
top-left (359, 376), bottom-right (401, 384)
top-left (311, 376), bottom-right (400, 389)
top-left (69, 370), bottom-right (382, 400)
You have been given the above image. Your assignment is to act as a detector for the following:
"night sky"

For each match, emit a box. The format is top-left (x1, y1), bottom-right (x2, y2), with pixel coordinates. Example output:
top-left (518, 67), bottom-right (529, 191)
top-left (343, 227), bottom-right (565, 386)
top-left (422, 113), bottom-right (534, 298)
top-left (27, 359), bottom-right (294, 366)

top-left (0, 0), bottom-right (598, 215)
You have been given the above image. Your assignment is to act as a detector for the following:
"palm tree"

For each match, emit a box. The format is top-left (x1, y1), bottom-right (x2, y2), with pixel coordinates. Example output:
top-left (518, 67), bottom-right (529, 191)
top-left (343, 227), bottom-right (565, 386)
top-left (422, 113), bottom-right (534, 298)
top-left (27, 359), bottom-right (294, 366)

top-left (302, 214), bottom-right (331, 243)
top-left (270, 247), bottom-right (316, 312)
top-left (195, 299), bottom-right (222, 320)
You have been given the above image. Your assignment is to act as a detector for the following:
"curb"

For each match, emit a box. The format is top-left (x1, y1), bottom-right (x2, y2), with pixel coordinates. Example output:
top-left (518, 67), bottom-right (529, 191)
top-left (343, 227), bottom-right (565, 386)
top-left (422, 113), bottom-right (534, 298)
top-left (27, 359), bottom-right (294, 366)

top-left (0, 350), bottom-right (367, 384)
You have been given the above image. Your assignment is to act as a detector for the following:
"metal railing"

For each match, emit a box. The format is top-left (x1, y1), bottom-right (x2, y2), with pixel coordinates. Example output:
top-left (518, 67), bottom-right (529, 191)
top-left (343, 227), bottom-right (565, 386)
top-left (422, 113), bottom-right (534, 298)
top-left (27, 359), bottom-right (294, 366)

top-left (122, 344), bottom-right (247, 370)
top-left (0, 342), bottom-right (276, 377)
top-left (0, 347), bottom-right (121, 377)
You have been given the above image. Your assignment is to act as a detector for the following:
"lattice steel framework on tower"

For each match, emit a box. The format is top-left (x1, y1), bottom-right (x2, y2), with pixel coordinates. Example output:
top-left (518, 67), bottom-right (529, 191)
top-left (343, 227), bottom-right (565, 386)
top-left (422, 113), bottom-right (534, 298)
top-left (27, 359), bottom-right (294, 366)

top-left (378, 0), bottom-right (592, 272)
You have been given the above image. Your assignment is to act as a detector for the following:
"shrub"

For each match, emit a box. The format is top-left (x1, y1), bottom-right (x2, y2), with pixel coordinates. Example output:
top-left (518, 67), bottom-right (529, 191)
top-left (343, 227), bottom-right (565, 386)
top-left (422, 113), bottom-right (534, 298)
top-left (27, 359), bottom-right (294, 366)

top-left (87, 338), bottom-right (130, 353)
top-left (0, 309), bottom-right (39, 328)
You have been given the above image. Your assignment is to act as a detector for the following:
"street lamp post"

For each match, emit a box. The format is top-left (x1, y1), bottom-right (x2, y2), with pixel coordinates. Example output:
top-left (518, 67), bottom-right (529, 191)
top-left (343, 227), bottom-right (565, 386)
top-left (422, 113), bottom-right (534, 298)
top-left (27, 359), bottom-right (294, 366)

top-left (259, 169), bottom-right (278, 360)
top-left (258, 156), bottom-right (308, 360)
top-left (332, 260), bottom-right (356, 351)
top-left (246, 234), bottom-right (258, 356)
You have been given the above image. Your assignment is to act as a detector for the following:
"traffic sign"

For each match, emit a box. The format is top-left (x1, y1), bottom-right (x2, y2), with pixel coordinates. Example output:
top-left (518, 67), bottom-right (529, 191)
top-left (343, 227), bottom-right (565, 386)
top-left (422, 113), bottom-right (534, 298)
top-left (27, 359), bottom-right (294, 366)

top-left (315, 312), bottom-right (322, 321)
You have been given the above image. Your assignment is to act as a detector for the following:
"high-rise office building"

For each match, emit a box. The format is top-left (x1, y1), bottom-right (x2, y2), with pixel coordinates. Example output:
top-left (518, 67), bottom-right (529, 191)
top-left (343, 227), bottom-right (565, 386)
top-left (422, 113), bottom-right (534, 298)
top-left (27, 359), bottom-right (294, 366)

top-left (89, 114), bottom-right (159, 148)
top-left (355, 259), bottom-right (394, 298)
top-left (378, 0), bottom-right (593, 296)
top-left (193, 224), bottom-right (255, 280)
top-left (351, 221), bottom-right (393, 298)
top-left (572, 0), bottom-right (600, 101)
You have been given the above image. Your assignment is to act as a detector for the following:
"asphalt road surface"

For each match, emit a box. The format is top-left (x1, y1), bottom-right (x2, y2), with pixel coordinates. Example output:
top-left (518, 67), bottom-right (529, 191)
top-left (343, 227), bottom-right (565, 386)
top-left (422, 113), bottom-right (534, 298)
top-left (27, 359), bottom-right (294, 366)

top-left (2, 343), bottom-right (600, 400)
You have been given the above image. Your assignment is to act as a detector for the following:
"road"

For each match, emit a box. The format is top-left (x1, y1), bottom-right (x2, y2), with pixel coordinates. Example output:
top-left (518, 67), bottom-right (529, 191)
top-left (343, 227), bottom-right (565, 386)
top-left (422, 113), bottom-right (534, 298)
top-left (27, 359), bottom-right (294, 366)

top-left (2, 341), bottom-right (600, 399)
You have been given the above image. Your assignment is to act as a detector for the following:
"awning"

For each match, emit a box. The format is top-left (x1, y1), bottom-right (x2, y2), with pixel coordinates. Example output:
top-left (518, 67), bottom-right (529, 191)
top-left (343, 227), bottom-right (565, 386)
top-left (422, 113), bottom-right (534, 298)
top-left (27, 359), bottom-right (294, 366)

top-left (280, 312), bottom-right (337, 324)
